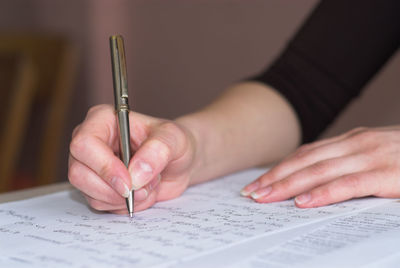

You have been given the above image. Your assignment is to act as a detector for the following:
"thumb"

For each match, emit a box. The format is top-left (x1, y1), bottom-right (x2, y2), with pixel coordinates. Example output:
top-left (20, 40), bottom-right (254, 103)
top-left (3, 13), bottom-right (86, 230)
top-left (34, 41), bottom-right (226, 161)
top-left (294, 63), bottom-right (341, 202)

top-left (128, 121), bottom-right (188, 190)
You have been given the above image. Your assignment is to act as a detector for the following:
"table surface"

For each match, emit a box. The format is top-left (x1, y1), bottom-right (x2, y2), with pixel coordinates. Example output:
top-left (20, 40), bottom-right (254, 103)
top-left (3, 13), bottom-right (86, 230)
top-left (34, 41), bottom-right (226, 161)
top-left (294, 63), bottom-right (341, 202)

top-left (0, 182), bottom-right (73, 204)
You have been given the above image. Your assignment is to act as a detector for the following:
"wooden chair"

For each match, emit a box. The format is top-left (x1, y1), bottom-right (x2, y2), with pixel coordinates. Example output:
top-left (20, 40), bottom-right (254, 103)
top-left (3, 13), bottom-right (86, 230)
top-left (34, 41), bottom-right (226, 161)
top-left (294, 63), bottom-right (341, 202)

top-left (0, 34), bottom-right (77, 192)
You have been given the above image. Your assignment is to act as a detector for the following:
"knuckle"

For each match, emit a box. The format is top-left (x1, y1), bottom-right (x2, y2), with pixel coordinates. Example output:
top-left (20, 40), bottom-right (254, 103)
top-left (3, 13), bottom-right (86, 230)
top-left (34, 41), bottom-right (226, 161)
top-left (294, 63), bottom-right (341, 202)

top-left (269, 164), bottom-right (286, 179)
top-left (87, 104), bottom-right (113, 116)
top-left (373, 135), bottom-right (396, 154)
top-left (160, 121), bottom-right (186, 143)
top-left (296, 143), bottom-right (312, 154)
top-left (156, 121), bottom-right (190, 161)
top-left (69, 134), bottom-right (89, 157)
top-left (352, 129), bottom-right (376, 143)
top-left (98, 158), bottom-right (114, 181)
top-left (160, 121), bottom-right (182, 134)
top-left (309, 160), bottom-right (331, 177)
top-left (159, 122), bottom-right (185, 146)
top-left (87, 199), bottom-right (106, 211)
top-left (343, 174), bottom-right (361, 190)
top-left (149, 138), bottom-right (172, 162)
top-left (348, 126), bottom-right (367, 135)
top-left (292, 147), bottom-right (313, 161)
top-left (369, 143), bottom-right (387, 157)
top-left (71, 124), bottom-right (81, 138)
top-left (68, 162), bottom-right (81, 186)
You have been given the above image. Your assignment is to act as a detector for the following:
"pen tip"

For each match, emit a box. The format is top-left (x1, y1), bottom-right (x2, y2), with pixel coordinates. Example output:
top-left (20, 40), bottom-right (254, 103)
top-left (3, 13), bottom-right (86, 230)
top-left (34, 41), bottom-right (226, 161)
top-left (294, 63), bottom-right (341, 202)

top-left (129, 212), bottom-right (134, 218)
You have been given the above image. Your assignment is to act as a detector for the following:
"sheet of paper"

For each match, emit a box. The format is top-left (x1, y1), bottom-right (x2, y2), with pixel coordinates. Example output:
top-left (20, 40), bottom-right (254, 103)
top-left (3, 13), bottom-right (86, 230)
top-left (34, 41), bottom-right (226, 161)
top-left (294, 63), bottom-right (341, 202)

top-left (0, 168), bottom-right (398, 268)
top-left (227, 200), bottom-right (400, 268)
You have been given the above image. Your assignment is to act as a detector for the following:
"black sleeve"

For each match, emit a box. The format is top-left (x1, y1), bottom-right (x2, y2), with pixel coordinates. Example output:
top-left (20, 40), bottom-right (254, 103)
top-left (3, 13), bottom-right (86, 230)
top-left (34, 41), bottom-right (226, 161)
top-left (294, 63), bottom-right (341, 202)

top-left (251, 0), bottom-right (400, 143)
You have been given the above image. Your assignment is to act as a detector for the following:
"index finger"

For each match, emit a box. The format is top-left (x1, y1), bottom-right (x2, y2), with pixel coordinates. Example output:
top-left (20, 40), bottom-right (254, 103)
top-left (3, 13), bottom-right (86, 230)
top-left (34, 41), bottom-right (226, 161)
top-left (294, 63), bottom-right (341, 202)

top-left (69, 105), bottom-right (132, 197)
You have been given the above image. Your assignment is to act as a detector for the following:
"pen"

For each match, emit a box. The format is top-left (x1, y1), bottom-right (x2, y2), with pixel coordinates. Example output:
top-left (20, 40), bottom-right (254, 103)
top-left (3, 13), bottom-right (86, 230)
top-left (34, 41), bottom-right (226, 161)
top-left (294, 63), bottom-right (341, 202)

top-left (110, 35), bottom-right (134, 218)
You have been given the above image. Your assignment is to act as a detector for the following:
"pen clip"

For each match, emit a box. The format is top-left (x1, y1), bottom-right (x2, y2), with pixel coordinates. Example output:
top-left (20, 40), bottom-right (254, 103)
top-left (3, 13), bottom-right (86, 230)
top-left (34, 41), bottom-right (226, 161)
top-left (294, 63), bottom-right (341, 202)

top-left (110, 35), bottom-right (129, 109)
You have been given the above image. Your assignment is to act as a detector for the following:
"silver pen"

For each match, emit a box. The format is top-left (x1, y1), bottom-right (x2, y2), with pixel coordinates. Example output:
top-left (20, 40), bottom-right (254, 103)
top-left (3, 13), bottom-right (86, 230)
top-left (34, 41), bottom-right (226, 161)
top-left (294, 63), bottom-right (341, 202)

top-left (110, 35), bottom-right (134, 218)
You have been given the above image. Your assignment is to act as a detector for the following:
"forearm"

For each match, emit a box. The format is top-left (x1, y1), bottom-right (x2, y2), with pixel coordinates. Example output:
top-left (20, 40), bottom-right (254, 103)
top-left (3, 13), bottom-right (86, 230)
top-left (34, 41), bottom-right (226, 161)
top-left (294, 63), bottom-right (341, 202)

top-left (176, 81), bottom-right (301, 185)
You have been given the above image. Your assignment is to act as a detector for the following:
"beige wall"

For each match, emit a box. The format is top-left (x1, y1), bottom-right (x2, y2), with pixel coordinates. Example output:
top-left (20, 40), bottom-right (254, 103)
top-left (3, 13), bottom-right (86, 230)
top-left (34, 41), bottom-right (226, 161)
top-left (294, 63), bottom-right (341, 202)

top-left (85, 0), bottom-right (318, 115)
top-left (1, 0), bottom-right (399, 180)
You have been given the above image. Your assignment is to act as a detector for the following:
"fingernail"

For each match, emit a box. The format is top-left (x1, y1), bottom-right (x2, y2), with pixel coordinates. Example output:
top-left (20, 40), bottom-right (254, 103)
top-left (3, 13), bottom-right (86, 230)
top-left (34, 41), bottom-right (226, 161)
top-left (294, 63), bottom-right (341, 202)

top-left (295, 193), bottom-right (311, 205)
top-left (240, 181), bottom-right (260, 196)
top-left (129, 161), bottom-right (153, 190)
top-left (250, 186), bottom-right (272, 199)
top-left (134, 188), bottom-right (148, 202)
top-left (110, 177), bottom-right (130, 198)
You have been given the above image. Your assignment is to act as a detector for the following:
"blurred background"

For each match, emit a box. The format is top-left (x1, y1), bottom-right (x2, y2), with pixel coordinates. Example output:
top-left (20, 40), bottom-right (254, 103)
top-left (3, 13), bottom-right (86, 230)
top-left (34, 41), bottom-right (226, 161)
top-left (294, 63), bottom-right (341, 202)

top-left (0, 0), bottom-right (399, 193)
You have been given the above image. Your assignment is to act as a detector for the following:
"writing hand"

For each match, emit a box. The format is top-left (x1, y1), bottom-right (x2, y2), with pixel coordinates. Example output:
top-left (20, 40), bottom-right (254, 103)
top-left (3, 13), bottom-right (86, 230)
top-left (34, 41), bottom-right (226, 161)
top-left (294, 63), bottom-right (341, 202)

top-left (241, 126), bottom-right (400, 207)
top-left (68, 105), bottom-right (197, 213)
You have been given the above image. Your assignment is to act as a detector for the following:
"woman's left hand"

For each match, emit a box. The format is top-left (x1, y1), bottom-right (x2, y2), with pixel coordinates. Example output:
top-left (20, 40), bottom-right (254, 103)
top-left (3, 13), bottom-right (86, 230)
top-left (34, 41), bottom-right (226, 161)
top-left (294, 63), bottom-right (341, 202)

top-left (241, 126), bottom-right (400, 207)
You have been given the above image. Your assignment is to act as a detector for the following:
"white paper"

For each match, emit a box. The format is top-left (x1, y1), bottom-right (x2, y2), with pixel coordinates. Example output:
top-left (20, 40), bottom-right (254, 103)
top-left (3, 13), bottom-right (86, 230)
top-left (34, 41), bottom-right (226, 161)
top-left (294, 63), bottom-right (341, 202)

top-left (0, 168), bottom-right (399, 268)
top-left (229, 200), bottom-right (400, 268)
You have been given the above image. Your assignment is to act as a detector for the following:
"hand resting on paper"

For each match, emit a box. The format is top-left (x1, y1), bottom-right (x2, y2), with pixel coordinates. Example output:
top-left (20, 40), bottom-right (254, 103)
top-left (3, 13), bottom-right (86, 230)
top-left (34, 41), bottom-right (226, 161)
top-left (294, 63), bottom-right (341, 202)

top-left (242, 126), bottom-right (400, 208)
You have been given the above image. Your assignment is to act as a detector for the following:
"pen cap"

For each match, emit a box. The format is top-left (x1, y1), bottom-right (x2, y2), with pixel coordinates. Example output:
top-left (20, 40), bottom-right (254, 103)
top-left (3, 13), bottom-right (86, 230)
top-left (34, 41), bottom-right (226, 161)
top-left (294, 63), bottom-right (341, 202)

top-left (110, 35), bottom-right (129, 110)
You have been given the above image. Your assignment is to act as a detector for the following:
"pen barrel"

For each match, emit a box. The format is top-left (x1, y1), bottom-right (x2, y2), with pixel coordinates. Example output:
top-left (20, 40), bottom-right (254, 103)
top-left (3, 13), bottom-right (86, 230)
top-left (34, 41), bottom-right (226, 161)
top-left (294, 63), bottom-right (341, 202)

top-left (116, 108), bottom-right (131, 168)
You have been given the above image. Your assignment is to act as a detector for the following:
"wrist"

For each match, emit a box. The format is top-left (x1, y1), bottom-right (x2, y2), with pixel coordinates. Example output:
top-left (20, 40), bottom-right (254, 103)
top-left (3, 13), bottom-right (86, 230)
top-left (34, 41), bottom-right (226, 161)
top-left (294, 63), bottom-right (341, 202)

top-left (175, 112), bottom-right (208, 186)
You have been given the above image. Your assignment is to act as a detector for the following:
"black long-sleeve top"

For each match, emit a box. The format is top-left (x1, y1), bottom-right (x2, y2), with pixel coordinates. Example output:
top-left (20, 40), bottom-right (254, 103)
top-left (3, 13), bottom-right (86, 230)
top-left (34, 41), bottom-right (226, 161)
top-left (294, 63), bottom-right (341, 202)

top-left (252, 0), bottom-right (400, 143)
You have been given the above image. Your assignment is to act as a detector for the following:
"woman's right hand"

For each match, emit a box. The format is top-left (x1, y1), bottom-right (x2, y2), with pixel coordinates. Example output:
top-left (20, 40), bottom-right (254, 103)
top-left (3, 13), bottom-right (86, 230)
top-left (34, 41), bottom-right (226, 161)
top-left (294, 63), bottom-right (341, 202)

top-left (68, 104), bottom-right (199, 214)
